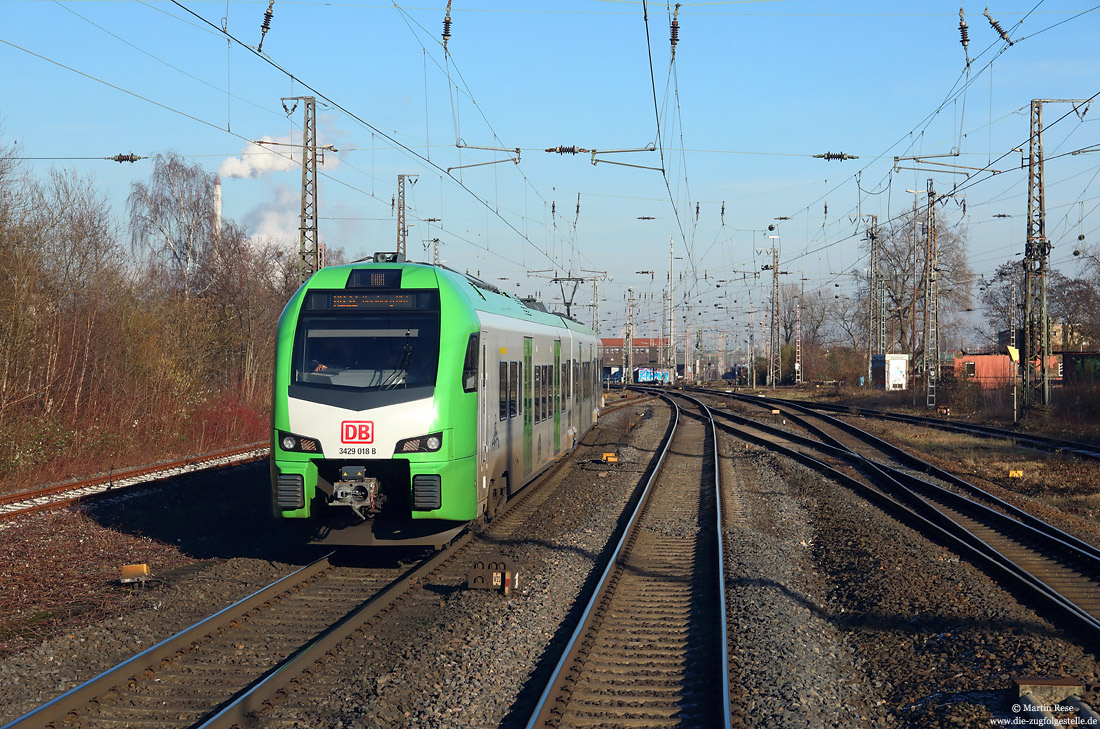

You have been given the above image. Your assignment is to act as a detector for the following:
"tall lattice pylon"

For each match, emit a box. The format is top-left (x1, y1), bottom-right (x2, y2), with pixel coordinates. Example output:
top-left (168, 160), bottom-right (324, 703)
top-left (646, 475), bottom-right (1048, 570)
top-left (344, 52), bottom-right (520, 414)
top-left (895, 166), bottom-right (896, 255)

top-left (284, 96), bottom-right (318, 285)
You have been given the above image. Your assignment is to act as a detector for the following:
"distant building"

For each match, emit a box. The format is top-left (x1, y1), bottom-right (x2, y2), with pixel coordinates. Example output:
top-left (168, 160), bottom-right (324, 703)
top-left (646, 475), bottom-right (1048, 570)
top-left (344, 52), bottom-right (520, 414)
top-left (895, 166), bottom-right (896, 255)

top-left (953, 351), bottom-right (1060, 389)
top-left (601, 337), bottom-right (669, 383)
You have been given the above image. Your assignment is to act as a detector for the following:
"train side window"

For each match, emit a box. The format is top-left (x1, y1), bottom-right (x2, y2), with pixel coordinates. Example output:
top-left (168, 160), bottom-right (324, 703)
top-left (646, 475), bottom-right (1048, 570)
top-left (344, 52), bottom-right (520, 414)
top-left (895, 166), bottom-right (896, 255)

top-left (541, 365), bottom-right (549, 421)
top-left (543, 364), bottom-right (549, 420)
top-left (509, 361), bottom-right (519, 417)
top-left (561, 362), bottom-right (568, 411)
top-left (534, 365), bottom-right (542, 422)
top-left (537, 365), bottom-right (545, 421)
top-left (499, 361), bottom-right (508, 420)
top-left (462, 334), bottom-right (479, 392)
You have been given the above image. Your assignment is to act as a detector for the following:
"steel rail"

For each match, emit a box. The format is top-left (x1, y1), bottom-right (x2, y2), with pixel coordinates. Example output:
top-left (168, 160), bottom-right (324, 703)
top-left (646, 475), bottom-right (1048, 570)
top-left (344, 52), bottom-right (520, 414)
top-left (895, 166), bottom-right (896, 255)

top-left (0, 552), bottom-right (339, 729)
top-left (696, 398), bottom-right (1100, 643)
top-left (727, 393), bottom-right (1100, 562)
top-left (697, 396), bottom-right (734, 729)
top-left (0, 442), bottom-right (269, 521)
top-left (194, 544), bottom-right (461, 729)
top-left (714, 388), bottom-right (1100, 459)
top-left (525, 393), bottom-right (733, 729)
top-left (523, 394), bottom-right (682, 729)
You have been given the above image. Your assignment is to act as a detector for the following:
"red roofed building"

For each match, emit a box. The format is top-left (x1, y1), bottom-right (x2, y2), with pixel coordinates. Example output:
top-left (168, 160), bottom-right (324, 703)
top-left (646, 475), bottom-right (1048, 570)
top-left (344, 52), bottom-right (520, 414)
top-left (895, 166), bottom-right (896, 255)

top-left (601, 338), bottom-right (669, 367)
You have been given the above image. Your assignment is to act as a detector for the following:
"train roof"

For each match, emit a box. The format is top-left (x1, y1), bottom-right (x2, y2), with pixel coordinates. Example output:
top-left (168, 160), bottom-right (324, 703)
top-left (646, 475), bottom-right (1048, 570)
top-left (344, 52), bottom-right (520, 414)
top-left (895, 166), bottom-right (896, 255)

top-left (301, 260), bottom-right (598, 338)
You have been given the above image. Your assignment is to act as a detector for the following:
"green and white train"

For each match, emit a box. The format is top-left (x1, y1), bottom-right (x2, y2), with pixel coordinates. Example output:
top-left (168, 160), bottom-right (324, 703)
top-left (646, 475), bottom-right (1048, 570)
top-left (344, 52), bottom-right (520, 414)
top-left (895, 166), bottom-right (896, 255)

top-left (270, 253), bottom-right (603, 547)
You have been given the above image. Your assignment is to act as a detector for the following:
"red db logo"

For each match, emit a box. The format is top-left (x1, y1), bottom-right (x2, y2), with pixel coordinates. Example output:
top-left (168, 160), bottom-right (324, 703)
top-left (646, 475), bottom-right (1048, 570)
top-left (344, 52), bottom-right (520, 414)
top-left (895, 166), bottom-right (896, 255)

top-left (341, 421), bottom-right (374, 443)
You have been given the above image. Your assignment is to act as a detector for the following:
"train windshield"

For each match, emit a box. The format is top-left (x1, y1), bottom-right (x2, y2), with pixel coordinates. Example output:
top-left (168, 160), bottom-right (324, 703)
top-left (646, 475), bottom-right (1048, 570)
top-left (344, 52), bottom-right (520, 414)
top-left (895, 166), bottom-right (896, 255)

top-left (293, 314), bottom-right (440, 391)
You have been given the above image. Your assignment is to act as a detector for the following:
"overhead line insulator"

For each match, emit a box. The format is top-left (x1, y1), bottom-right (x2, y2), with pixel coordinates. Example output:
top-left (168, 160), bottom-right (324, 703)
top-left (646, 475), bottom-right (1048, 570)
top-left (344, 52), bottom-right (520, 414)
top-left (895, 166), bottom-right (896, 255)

top-left (670, 3), bottom-right (681, 59)
top-left (258, 0), bottom-right (275, 53)
top-left (108, 153), bottom-right (143, 163)
top-left (442, 0), bottom-right (453, 51)
top-left (959, 6), bottom-right (970, 65)
top-left (984, 7), bottom-right (1014, 46)
top-left (813, 151), bottom-right (859, 161)
top-left (545, 146), bottom-right (590, 155)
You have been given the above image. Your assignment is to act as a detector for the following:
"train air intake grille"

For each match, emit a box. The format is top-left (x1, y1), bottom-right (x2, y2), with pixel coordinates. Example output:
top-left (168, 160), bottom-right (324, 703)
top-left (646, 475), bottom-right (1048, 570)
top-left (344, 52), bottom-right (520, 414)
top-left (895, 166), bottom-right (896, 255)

top-left (276, 474), bottom-right (305, 510)
top-left (412, 475), bottom-right (441, 511)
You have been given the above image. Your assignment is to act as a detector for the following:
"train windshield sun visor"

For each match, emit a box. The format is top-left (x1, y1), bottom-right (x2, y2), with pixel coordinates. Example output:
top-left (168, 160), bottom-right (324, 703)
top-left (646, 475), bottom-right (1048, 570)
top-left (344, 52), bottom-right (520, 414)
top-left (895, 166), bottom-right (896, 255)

top-left (293, 314), bottom-right (441, 391)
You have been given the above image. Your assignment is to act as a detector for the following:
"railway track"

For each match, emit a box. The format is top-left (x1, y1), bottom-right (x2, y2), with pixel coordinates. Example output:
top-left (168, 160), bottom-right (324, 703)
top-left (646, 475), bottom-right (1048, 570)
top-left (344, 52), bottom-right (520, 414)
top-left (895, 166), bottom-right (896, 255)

top-left (666, 388), bottom-right (1100, 646)
top-left (713, 391), bottom-right (1100, 542)
top-left (4, 402), bottom-right (665, 729)
top-left (525, 393), bottom-right (731, 729)
top-left (1, 552), bottom-right (419, 729)
top-left (0, 443), bottom-right (269, 522)
top-left (706, 387), bottom-right (1100, 460)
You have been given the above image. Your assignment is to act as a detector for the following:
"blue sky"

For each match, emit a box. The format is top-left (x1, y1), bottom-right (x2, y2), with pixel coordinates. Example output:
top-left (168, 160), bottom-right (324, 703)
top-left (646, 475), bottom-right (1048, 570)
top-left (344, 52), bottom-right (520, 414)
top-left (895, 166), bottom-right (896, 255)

top-left (3, 1), bottom-right (1099, 347)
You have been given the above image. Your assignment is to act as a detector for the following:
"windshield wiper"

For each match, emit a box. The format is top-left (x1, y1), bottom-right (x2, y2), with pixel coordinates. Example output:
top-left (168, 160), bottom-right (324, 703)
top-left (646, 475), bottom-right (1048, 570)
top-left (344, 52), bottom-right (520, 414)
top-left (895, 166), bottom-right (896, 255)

top-left (382, 331), bottom-right (414, 389)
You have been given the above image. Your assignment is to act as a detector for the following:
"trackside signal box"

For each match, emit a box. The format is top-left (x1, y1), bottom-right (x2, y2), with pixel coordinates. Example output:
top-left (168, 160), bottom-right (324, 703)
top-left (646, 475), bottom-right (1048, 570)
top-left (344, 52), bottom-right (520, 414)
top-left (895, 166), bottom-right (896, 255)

top-left (467, 555), bottom-right (519, 596)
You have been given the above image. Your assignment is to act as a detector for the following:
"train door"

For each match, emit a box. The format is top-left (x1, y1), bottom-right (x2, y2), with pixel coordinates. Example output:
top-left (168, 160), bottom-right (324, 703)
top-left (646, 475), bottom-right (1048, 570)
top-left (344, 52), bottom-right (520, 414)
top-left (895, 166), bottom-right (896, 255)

top-left (523, 337), bottom-right (533, 474)
top-left (480, 337), bottom-right (489, 467)
top-left (579, 343), bottom-right (588, 432)
top-left (553, 340), bottom-right (561, 455)
top-left (477, 335), bottom-right (489, 510)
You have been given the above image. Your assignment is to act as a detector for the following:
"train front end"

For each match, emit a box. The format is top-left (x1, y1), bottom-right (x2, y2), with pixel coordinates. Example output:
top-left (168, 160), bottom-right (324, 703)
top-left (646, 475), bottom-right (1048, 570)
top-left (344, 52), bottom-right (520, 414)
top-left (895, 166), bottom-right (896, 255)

top-left (270, 260), bottom-right (479, 546)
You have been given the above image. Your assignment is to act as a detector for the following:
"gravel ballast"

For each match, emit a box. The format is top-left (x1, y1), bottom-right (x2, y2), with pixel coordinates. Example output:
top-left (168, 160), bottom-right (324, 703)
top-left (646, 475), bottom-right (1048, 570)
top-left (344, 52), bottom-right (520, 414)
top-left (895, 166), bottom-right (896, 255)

top-left (2, 395), bottom-right (1098, 728)
top-left (722, 438), bottom-right (1100, 728)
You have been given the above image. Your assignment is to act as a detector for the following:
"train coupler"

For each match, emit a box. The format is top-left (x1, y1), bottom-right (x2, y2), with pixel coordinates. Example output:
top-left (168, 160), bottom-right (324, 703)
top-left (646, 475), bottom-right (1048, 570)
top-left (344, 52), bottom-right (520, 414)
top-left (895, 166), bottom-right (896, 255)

top-left (331, 466), bottom-right (385, 519)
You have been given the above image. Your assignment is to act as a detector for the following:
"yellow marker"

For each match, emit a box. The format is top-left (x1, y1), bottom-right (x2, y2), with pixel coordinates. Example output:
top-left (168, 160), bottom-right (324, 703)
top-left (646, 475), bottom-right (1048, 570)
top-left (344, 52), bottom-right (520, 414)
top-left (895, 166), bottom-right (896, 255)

top-left (1009, 470), bottom-right (1023, 478)
top-left (601, 452), bottom-right (617, 462)
top-left (499, 347), bottom-right (507, 355)
top-left (120, 564), bottom-right (150, 583)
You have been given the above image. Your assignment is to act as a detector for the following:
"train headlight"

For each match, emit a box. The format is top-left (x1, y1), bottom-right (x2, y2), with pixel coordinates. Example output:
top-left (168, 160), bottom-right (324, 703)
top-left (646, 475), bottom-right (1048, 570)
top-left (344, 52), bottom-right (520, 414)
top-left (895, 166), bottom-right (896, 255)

top-left (396, 432), bottom-right (443, 454)
top-left (278, 431), bottom-right (322, 454)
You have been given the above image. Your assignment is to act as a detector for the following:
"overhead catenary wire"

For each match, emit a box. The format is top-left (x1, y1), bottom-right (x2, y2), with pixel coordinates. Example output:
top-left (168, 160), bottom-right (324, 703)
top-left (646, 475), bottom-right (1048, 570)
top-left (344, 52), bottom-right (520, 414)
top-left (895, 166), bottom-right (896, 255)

top-left (11, 1), bottom-right (1100, 333)
top-left (1, 28), bottom-right (550, 277)
top-left (169, 0), bottom-right (564, 272)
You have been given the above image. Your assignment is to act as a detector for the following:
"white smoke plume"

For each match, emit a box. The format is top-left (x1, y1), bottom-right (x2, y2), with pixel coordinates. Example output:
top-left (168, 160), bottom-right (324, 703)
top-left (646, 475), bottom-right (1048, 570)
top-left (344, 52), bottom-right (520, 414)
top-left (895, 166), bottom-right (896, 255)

top-left (244, 183), bottom-right (300, 238)
top-left (218, 135), bottom-right (300, 179)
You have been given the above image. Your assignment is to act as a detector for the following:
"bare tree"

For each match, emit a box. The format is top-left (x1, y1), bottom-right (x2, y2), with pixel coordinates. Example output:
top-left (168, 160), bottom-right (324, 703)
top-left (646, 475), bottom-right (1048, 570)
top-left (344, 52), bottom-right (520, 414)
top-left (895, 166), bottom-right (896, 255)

top-left (128, 154), bottom-right (216, 299)
top-left (826, 295), bottom-right (863, 349)
top-left (864, 211), bottom-right (973, 357)
top-left (1048, 270), bottom-right (1099, 349)
top-left (982, 261), bottom-right (1100, 351)
top-left (977, 260), bottom-right (1020, 345)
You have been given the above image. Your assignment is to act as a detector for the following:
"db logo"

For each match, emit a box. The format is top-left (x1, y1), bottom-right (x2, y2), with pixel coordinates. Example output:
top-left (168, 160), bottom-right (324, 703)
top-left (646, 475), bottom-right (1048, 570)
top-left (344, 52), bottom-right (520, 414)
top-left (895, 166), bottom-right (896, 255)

top-left (341, 421), bottom-right (374, 444)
